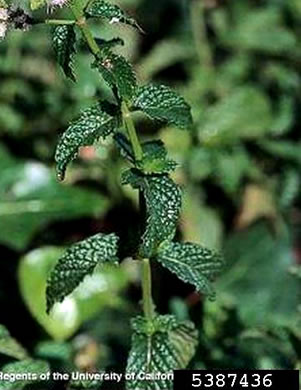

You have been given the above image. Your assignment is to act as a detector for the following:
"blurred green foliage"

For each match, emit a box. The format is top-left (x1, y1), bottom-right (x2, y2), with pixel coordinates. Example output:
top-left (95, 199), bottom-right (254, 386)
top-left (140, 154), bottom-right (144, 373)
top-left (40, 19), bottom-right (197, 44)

top-left (0, 0), bottom-right (300, 386)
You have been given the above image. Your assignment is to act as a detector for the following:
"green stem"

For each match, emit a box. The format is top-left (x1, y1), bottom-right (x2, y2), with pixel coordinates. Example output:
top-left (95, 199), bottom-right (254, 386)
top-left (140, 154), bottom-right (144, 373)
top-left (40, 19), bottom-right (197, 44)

top-left (121, 104), bottom-right (152, 318)
top-left (45, 19), bottom-right (76, 25)
top-left (70, 0), bottom-right (143, 164)
top-left (122, 104), bottom-right (152, 319)
top-left (121, 102), bottom-right (143, 162)
top-left (142, 259), bottom-right (154, 320)
top-left (70, 0), bottom-right (100, 57)
top-left (190, 0), bottom-right (213, 70)
top-left (69, 0), bottom-right (152, 321)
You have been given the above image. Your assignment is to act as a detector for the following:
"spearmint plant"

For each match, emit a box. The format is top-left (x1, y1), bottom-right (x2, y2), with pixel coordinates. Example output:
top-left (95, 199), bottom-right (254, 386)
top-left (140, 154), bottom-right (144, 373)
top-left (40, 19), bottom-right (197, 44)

top-left (1, 0), bottom-right (224, 388)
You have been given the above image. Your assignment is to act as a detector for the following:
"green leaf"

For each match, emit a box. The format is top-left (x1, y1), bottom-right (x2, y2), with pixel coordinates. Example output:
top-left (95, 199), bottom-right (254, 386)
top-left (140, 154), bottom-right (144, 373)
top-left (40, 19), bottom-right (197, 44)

top-left (55, 102), bottom-right (119, 180)
top-left (133, 85), bottom-right (193, 129)
top-left (46, 233), bottom-right (119, 313)
top-left (122, 170), bottom-right (181, 257)
top-left (214, 146), bottom-right (251, 194)
top-left (0, 325), bottom-right (28, 360)
top-left (198, 87), bottom-right (272, 145)
top-left (138, 140), bottom-right (178, 175)
top-left (86, 0), bottom-right (142, 31)
top-left (35, 341), bottom-right (72, 362)
top-left (52, 25), bottom-right (77, 81)
top-left (30, 0), bottom-right (46, 10)
top-left (137, 39), bottom-right (193, 81)
top-left (126, 315), bottom-right (198, 390)
top-left (19, 246), bottom-right (128, 340)
top-left (219, 223), bottom-right (300, 327)
top-left (187, 148), bottom-right (213, 181)
top-left (278, 169), bottom-right (300, 209)
top-left (114, 137), bottom-right (177, 173)
top-left (95, 50), bottom-right (137, 101)
top-left (0, 145), bottom-right (110, 251)
top-left (156, 242), bottom-right (224, 299)
top-left (181, 190), bottom-right (223, 251)
top-left (259, 140), bottom-right (301, 164)
top-left (0, 360), bottom-right (49, 390)
top-left (270, 97), bottom-right (294, 136)
top-left (222, 9), bottom-right (297, 54)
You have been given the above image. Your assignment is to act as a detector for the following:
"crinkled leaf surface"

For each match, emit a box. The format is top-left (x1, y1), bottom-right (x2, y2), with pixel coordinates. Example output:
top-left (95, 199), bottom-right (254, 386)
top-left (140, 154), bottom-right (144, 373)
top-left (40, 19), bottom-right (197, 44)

top-left (52, 25), bottom-right (77, 81)
top-left (0, 325), bottom-right (28, 360)
top-left (122, 169), bottom-right (181, 257)
top-left (126, 315), bottom-right (198, 390)
top-left (0, 145), bottom-right (109, 251)
top-left (86, 0), bottom-right (141, 31)
top-left (133, 84), bottom-right (193, 129)
top-left (19, 245), bottom-right (128, 340)
top-left (55, 102), bottom-right (119, 180)
top-left (96, 50), bottom-right (137, 101)
top-left (1, 360), bottom-right (49, 390)
top-left (46, 233), bottom-right (119, 313)
top-left (138, 140), bottom-right (177, 175)
top-left (156, 242), bottom-right (224, 298)
top-left (114, 137), bottom-right (177, 173)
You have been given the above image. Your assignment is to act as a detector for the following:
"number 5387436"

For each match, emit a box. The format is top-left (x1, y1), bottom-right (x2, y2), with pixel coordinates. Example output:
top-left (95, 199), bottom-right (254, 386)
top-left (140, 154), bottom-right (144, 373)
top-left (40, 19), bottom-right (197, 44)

top-left (192, 373), bottom-right (273, 388)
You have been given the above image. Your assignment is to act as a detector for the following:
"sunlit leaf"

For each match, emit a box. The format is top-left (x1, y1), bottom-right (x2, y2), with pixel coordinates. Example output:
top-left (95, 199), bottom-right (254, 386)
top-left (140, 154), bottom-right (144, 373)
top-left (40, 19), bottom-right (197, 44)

top-left (19, 245), bottom-right (128, 340)
top-left (30, 0), bottom-right (46, 10)
top-left (46, 233), bottom-right (119, 313)
top-left (156, 242), bottom-right (224, 298)
top-left (133, 84), bottom-right (193, 129)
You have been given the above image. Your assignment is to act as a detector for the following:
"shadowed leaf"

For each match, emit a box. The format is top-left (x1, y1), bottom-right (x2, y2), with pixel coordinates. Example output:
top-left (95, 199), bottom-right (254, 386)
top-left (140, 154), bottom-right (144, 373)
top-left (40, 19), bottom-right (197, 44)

top-left (122, 169), bottom-right (181, 257)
